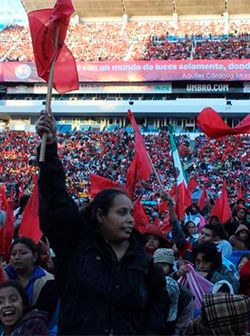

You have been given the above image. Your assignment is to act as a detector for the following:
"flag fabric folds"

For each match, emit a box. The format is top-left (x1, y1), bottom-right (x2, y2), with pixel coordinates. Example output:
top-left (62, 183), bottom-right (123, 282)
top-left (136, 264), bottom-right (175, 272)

top-left (19, 176), bottom-right (42, 243)
top-left (127, 110), bottom-right (152, 180)
top-left (187, 177), bottom-right (198, 194)
top-left (90, 174), bottom-right (122, 198)
top-left (28, 0), bottom-right (79, 93)
top-left (197, 189), bottom-right (208, 211)
top-left (197, 108), bottom-right (250, 138)
top-left (133, 197), bottom-right (150, 234)
top-left (211, 181), bottom-right (232, 224)
top-left (169, 127), bottom-right (192, 219)
top-left (0, 193), bottom-right (14, 260)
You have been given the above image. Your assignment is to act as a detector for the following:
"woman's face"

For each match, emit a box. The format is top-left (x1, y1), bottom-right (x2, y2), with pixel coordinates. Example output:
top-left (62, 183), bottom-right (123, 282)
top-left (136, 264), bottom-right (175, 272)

top-left (237, 209), bottom-right (246, 220)
top-left (238, 256), bottom-right (249, 271)
top-left (9, 243), bottom-right (36, 274)
top-left (195, 253), bottom-right (212, 273)
top-left (145, 235), bottom-right (160, 252)
top-left (0, 287), bottom-right (24, 329)
top-left (186, 222), bottom-right (196, 235)
top-left (97, 194), bottom-right (134, 243)
top-left (238, 230), bottom-right (249, 241)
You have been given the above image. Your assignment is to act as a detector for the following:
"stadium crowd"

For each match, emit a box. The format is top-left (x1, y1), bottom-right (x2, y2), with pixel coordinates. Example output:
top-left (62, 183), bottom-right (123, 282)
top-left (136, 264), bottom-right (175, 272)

top-left (1, 20), bottom-right (250, 61)
top-left (0, 14), bottom-right (250, 336)
top-left (0, 123), bottom-right (249, 335)
top-left (0, 129), bottom-right (249, 204)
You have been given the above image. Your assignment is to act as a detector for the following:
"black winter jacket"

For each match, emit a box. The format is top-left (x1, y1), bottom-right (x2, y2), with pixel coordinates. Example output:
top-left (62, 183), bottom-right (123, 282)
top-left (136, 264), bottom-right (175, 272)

top-left (38, 142), bottom-right (169, 335)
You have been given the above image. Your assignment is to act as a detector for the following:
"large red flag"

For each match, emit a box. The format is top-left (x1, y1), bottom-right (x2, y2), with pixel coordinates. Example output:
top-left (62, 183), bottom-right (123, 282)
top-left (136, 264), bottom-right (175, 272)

top-left (19, 176), bottom-right (42, 243)
top-left (0, 194), bottom-right (14, 261)
top-left (133, 197), bottom-right (150, 234)
top-left (211, 181), bottom-right (232, 224)
top-left (90, 174), bottom-right (122, 198)
top-left (197, 108), bottom-right (250, 138)
top-left (197, 189), bottom-right (208, 211)
top-left (28, 0), bottom-right (79, 93)
top-left (127, 110), bottom-right (152, 180)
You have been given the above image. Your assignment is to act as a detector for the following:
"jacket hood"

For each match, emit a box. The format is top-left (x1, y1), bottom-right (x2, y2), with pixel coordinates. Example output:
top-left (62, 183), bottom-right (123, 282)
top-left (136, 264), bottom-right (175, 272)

top-left (235, 224), bottom-right (250, 235)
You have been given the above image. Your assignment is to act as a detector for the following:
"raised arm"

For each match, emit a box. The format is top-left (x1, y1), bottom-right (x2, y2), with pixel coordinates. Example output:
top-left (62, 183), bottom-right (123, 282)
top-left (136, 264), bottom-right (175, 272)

top-left (36, 112), bottom-right (81, 259)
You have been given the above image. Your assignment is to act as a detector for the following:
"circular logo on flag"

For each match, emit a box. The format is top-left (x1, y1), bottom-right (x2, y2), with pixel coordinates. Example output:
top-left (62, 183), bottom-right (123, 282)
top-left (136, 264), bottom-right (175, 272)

top-left (15, 64), bottom-right (32, 80)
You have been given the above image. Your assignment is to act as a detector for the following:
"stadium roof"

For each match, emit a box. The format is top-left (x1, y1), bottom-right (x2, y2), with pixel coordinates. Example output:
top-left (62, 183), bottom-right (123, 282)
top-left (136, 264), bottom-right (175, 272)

top-left (21, 0), bottom-right (250, 17)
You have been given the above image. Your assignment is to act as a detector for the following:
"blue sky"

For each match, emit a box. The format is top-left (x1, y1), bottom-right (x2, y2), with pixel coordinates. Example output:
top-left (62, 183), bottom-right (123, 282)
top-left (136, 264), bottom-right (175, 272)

top-left (0, 0), bottom-right (27, 25)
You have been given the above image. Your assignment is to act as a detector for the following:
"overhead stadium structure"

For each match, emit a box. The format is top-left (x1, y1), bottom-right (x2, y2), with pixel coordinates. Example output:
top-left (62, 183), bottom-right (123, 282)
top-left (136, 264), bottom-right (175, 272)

top-left (0, 0), bottom-right (250, 131)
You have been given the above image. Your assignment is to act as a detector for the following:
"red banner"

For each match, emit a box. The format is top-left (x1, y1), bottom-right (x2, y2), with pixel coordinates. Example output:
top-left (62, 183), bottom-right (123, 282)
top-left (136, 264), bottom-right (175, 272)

top-left (1, 59), bottom-right (250, 83)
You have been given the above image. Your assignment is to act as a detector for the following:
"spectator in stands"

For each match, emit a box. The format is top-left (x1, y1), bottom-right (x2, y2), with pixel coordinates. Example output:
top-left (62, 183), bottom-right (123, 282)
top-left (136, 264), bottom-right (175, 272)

top-left (0, 280), bottom-right (48, 336)
top-left (144, 226), bottom-right (171, 256)
top-left (153, 248), bottom-right (195, 335)
top-left (229, 225), bottom-right (250, 250)
top-left (4, 237), bottom-right (55, 306)
top-left (35, 112), bottom-right (169, 335)
top-left (184, 220), bottom-right (199, 245)
top-left (192, 242), bottom-right (239, 293)
top-left (226, 204), bottom-right (250, 237)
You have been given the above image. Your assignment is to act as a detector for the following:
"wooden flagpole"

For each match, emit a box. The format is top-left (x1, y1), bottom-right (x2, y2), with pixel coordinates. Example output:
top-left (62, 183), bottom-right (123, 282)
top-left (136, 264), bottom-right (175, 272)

top-left (39, 26), bottom-right (59, 162)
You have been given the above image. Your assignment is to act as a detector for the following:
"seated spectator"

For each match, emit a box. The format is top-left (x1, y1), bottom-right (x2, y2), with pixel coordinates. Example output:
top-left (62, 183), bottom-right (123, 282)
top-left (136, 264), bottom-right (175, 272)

top-left (229, 225), bottom-right (250, 250)
top-left (225, 204), bottom-right (250, 237)
top-left (212, 224), bottom-right (233, 258)
top-left (193, 242), bottom-right (239, 293)
top-left (153, 248), bottom-right (194, 335)
top-left (144, 226), bottom-right (171, 256)
top-left (4, 237), bottom-right (55, 306)
top-left (0, 280), bottom-right (48, 336)
top-left (184, 220), bottom-right (199, 245)
top-left (198, 224), bottom-right (232, 258)
top-left (182, 293), bottom-right (250, 335)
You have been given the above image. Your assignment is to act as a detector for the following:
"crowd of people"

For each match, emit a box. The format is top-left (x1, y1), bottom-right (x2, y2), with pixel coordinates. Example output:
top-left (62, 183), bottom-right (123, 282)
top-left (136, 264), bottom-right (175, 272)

top-left (1, 20), bottom-right (250, 61)
top-left (0, 114), bottom-right (249, 335)
top-left (0, 129), bottom-right (249, 205)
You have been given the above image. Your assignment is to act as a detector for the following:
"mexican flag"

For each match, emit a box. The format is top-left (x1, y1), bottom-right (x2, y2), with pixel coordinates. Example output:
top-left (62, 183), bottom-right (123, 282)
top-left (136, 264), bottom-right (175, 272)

top-left (169, 127), bottom-right (192, 219)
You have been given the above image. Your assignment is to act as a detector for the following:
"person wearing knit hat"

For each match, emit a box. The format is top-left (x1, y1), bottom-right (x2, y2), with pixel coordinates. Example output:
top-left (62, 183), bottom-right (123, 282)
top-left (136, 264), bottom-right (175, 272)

top-left (153, 248), bottom-right (175, 275)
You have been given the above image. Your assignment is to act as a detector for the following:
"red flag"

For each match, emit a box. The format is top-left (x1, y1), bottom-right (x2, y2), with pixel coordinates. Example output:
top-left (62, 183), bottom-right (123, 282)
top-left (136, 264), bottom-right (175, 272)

top-left (28, 0), bottom-right (79, 93)
top-left (19, 176), bottom-right (42, 243)
top-left (133, 197), bottom-right (150, 234)
top-left (175, 183), bottom-right (192, 220)
top-left (197, 108), bottom-right (250, 138)
top-left (158, 200), bottom-right (168, 213)
top-left (0, 193), bottom-right (14, 260)
top-left (127, 110), bottom-right (152, 180)
top-left (187, 177), bottom-right (198, 193)
top-left (0, 185), bottom-right (8, 212)
top-left (197, 189), bottom-right (208, 211)
top-left (211, 181), bottom-right (232, 224)
top-left (90, 174), bottom-right (122, 198)
top-left (160, 213), bottom-right (172, 234)
top-left (125, 156), bottom-right (138, 198)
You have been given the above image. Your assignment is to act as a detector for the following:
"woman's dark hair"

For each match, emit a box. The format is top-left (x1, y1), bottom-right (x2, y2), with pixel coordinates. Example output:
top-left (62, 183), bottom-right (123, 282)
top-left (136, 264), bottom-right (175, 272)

top-left (82, 188), bottom-right (130, 224)
top-left (10, 237), bottom-right (39, 262)
top-left (186, 203), bottom-right (200, 215)
top-left (0, 280), bottom-right (31, 314)
top-left (211, 224), bottom-right (227, 240)
top-left (184, 220), bottom-right (196, 236)
top-left (193, 242), bottom-right (222, 271)
top-left (208, 215), bottom-right (220, 225)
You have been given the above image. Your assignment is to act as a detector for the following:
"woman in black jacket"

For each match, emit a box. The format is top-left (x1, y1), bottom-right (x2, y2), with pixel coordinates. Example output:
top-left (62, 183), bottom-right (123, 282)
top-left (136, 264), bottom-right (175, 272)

top-left (36, 112), bottom-right (169, 335)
